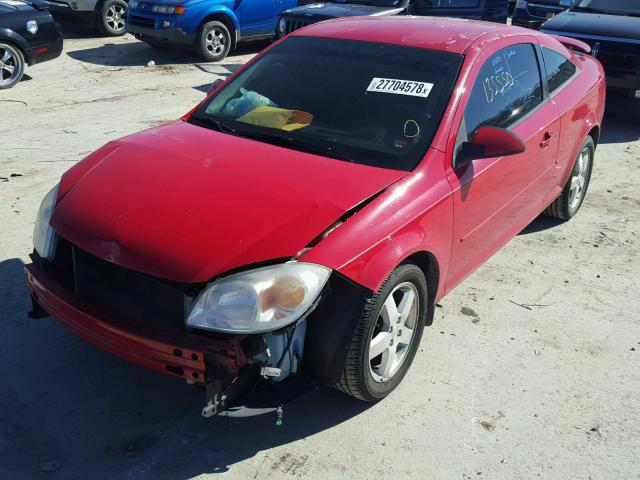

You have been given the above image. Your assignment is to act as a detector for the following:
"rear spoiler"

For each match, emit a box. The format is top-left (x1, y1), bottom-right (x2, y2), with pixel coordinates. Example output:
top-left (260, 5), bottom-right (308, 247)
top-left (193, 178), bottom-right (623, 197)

top-left (549, 34), bottom-right (591, 55)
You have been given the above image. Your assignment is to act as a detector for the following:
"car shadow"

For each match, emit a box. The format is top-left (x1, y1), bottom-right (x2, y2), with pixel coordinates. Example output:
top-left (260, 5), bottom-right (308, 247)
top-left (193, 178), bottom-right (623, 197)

top-left (0, 257), bottom-right (371, 479)
top-left (66, 38), bottom-right (267, 67)
top-left (518, 214), bottom-right (564, 235)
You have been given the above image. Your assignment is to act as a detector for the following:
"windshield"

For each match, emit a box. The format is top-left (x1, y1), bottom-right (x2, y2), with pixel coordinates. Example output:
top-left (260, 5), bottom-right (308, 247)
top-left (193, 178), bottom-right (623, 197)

top-left (573, 0), bottom-right (640, 15)
top-left (192, 37), bottom-right (462, 171)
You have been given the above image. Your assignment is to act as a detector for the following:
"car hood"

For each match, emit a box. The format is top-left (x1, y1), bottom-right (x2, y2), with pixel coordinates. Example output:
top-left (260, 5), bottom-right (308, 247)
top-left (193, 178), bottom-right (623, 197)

top-left (0, 0), bottom-right (38, 12)
top-left (542, 11), bottom-right (640, 41)
top-left (282, 3), bottom-right (404, 20)
top-left (51, 121), bottom-right (406, 283)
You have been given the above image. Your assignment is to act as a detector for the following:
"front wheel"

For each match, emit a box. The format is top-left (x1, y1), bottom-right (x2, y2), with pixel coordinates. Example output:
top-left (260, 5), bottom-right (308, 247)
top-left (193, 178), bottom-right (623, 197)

top-left (196, 21), bottom-right (231, 62)
top-left (97, 0), bottom-right (127, 36)
top-left (335, 264), bottom-right (428, 402)
top-left (545, 136), bottom-right (594, 220)
top-left (0, 42), bottom-right (25, 90)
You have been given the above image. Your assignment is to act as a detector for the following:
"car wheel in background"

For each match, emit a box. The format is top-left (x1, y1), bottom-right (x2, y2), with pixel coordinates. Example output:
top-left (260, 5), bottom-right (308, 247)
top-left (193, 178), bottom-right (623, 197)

top-left (335, 263), bottom-right (428, 402)
top-left (545, 136), bottom-right (595, 220)
top-left (196, 21), bottom-right (231, 62)
top-left (97, 0), bottom-right (127, 36)
top-left (0, 43), bottom-right (25, 90)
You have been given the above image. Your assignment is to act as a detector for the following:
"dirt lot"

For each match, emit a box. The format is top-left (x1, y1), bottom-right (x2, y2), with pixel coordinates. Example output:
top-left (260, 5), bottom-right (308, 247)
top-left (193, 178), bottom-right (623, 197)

top-left (1, 27), bottom-right (639, 480)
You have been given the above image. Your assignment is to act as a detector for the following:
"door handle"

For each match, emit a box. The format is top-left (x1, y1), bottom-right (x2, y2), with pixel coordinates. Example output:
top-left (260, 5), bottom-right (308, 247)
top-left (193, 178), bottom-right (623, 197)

top-left (540, 132), bottom-right (555, 149)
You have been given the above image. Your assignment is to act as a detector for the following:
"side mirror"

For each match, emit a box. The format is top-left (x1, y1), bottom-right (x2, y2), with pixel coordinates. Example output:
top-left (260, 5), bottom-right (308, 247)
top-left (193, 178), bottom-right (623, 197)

top-left (559, 0), bottom-right (573, 8)
top-left (454, 126), bottom-right (525, 169)
top-left (208, 78), bottom-right (225, 93)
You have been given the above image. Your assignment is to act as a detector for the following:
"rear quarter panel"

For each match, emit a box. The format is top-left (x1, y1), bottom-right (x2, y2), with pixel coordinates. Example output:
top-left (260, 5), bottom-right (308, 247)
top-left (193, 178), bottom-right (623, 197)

top-left (538, 35), bottom-right (606, 188)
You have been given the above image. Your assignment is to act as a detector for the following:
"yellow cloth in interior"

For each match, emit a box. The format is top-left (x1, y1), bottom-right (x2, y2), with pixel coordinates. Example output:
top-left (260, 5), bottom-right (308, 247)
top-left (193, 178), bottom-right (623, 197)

top-left (237, 106), bottom-right (313, 132)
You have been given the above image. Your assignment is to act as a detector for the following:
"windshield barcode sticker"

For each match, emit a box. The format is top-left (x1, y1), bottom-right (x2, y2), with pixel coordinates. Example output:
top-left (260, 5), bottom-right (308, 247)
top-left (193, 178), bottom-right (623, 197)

top-left (366, 78), bottom-right (434, 98)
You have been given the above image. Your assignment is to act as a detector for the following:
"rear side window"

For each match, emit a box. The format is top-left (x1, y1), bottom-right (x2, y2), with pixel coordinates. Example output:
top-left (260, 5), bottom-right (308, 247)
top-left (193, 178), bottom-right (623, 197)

top-left (542, 47), bottom-right (577, 94)
top-left (464, 44), bottom-right (543, 137)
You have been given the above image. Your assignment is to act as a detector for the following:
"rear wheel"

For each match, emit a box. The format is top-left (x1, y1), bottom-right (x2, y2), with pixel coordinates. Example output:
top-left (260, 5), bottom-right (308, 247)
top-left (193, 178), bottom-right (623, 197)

top-left (545, 136), bottom-right (594, 220)
top-left (196, 21), bottom-right (231, 62)
top-left (0, 42), bottom-right (25, 90)
top-left (97, 0), bottom-right (127, 36)
top-left (335, 264), bottom-right (428, 402)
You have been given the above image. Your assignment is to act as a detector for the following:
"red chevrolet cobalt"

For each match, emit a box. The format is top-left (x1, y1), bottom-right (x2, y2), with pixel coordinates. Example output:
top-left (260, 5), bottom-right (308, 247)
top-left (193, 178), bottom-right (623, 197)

top-left (27, 17), bottom-right (605, 415)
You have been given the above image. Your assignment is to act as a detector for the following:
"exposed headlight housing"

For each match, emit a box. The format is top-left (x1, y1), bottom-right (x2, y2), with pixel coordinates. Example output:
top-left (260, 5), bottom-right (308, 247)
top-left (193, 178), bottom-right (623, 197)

top-left (151, 4), bottom-right (185, 14)
top-left (26, 20), bottom-right (38, 35)
top-left (186, 263), bottom-right (331, 333)
top-left (278, 17), bottom-right (286, 33)
top-left (33, 184), bottom-right (59, 260)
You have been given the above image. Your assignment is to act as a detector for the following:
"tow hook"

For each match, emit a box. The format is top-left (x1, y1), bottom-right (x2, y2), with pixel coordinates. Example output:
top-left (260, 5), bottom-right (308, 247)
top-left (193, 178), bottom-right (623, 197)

top-left (202, 380), bottom-right (226, 418)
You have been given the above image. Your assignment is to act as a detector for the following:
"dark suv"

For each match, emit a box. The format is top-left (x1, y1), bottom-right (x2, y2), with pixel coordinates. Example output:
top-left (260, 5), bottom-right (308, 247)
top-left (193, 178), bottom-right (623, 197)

top-left (512, 0), bottom-right (571, 29)
top-left (541, 0), bottom-right (640, 102)
top-left (275, 0), bottom-right (508, 39)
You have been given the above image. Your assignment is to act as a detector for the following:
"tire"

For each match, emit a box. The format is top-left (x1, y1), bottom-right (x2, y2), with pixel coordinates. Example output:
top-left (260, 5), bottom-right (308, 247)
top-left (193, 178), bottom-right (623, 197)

top-left (0, 42), bottom-right (25, 90)
top-left (335, 263), bottom-right (428, 402)
top-left (545, 136), bottom-right (595, 220)
top-left (97, 0), bottom-right (127, 36)
top-left (196, 21), bottom-right (231, 62)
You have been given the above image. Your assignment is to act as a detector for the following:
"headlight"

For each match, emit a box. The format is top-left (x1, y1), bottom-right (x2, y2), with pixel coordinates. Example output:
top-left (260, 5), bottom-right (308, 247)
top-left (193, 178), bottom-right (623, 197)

top-left (33, 184), bottom-right (59, 260)
top-left (186, 263), bottom-right (331, 333)
top-left (26, 20), bottom-right (38, 34)
top-left (129, 0), bottom-right (138, 8)
top-left (151, 4), bottom-right (185, 14)
top-left (278, 17), bottom-right (286, 33)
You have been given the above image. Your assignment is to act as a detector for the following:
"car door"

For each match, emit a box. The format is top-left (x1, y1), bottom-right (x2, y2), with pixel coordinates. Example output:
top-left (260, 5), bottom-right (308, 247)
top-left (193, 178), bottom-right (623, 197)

top-left (235, 0), bottom-right (285, 37)
top-left (444, 41), bottom-right (561, 291)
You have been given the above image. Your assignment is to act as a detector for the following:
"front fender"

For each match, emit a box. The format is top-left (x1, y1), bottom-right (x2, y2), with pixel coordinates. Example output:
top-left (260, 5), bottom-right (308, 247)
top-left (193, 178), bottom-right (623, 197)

top-left (0, 28), bottom-right (33, 64)
top-left (303, 150), bottom-right (454, 302)
top-left (183, 4), bottom-right (239, 35)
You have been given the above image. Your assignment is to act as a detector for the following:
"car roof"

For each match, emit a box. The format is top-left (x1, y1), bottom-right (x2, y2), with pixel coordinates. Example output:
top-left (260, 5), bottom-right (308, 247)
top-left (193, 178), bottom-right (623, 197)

top-left (291, 16), bottom-right (532, 55)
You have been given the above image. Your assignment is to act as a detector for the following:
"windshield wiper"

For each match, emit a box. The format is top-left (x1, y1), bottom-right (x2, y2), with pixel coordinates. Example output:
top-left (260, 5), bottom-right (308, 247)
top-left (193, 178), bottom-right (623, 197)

top-left (237, 129), bottom-right (359, 163)
top-left (189, 114), bottom-right (237, 135)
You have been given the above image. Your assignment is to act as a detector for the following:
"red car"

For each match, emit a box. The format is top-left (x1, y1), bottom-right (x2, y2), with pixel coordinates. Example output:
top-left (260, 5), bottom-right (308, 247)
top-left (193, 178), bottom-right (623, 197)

top-left (27, 17), bottom-right (605, 415)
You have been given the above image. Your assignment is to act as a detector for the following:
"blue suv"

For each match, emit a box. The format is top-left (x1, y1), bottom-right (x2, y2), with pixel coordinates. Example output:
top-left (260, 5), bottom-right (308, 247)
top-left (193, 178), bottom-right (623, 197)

top-left (126, 0), bottom-right (298, 62)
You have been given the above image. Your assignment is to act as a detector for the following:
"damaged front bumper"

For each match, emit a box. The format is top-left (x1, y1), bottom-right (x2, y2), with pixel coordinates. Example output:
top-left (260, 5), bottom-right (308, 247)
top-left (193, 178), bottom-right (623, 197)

top-left (25, 260), bottom-right (253, 414)
top-left (25, 246), bottom-right (372, 417)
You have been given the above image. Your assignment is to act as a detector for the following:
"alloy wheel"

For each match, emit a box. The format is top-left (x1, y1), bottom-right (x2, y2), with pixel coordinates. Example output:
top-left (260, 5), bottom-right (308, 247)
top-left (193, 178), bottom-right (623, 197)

top-left (105, 4), bottom-right (126, 33)
top-left (205, 28), bottom-right (226, 57)
top-left (0, 46), bottom-right (20, 87)
top-left (569, 146), bottom-right (591, 210)
top-left (368, 282), bottom-right (419, 383)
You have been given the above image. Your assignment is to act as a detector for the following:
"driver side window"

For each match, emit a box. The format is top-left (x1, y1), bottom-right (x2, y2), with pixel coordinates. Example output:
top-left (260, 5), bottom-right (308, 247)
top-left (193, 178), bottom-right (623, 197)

top-left (464, 44), bottom-right (543, 138)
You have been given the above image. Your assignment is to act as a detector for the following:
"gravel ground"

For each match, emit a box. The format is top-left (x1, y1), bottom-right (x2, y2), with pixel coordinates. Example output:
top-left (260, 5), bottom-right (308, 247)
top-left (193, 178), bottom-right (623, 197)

top-left (1, 27), bottom-right (639, 480)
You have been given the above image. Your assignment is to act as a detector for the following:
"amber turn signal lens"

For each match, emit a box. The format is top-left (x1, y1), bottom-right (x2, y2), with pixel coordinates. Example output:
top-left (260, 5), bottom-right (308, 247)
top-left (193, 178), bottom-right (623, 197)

top-left (273, 276), bottom-right (305, 309)
top-left (260, 276), bottom-right (305, 311)
top-left (174, 6), bottom-right (185, 14)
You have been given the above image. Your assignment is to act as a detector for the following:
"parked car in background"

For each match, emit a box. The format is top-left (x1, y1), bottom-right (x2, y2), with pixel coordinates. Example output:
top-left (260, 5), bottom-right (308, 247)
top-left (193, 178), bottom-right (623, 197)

top-left (45, 0), bottom-right (128, 36)
top-left (0, 0), bottom-right (62, 89)
top-left (541, 0), bottom-right (640, 102)
top-left (275, 0), bottom-right (508, 39)
top-left (512, 0), bottom-right (572, 29)
top-left (126, 0), bottom-right (298, 62)
top-left (27, 17), bottom-right (605, 415)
